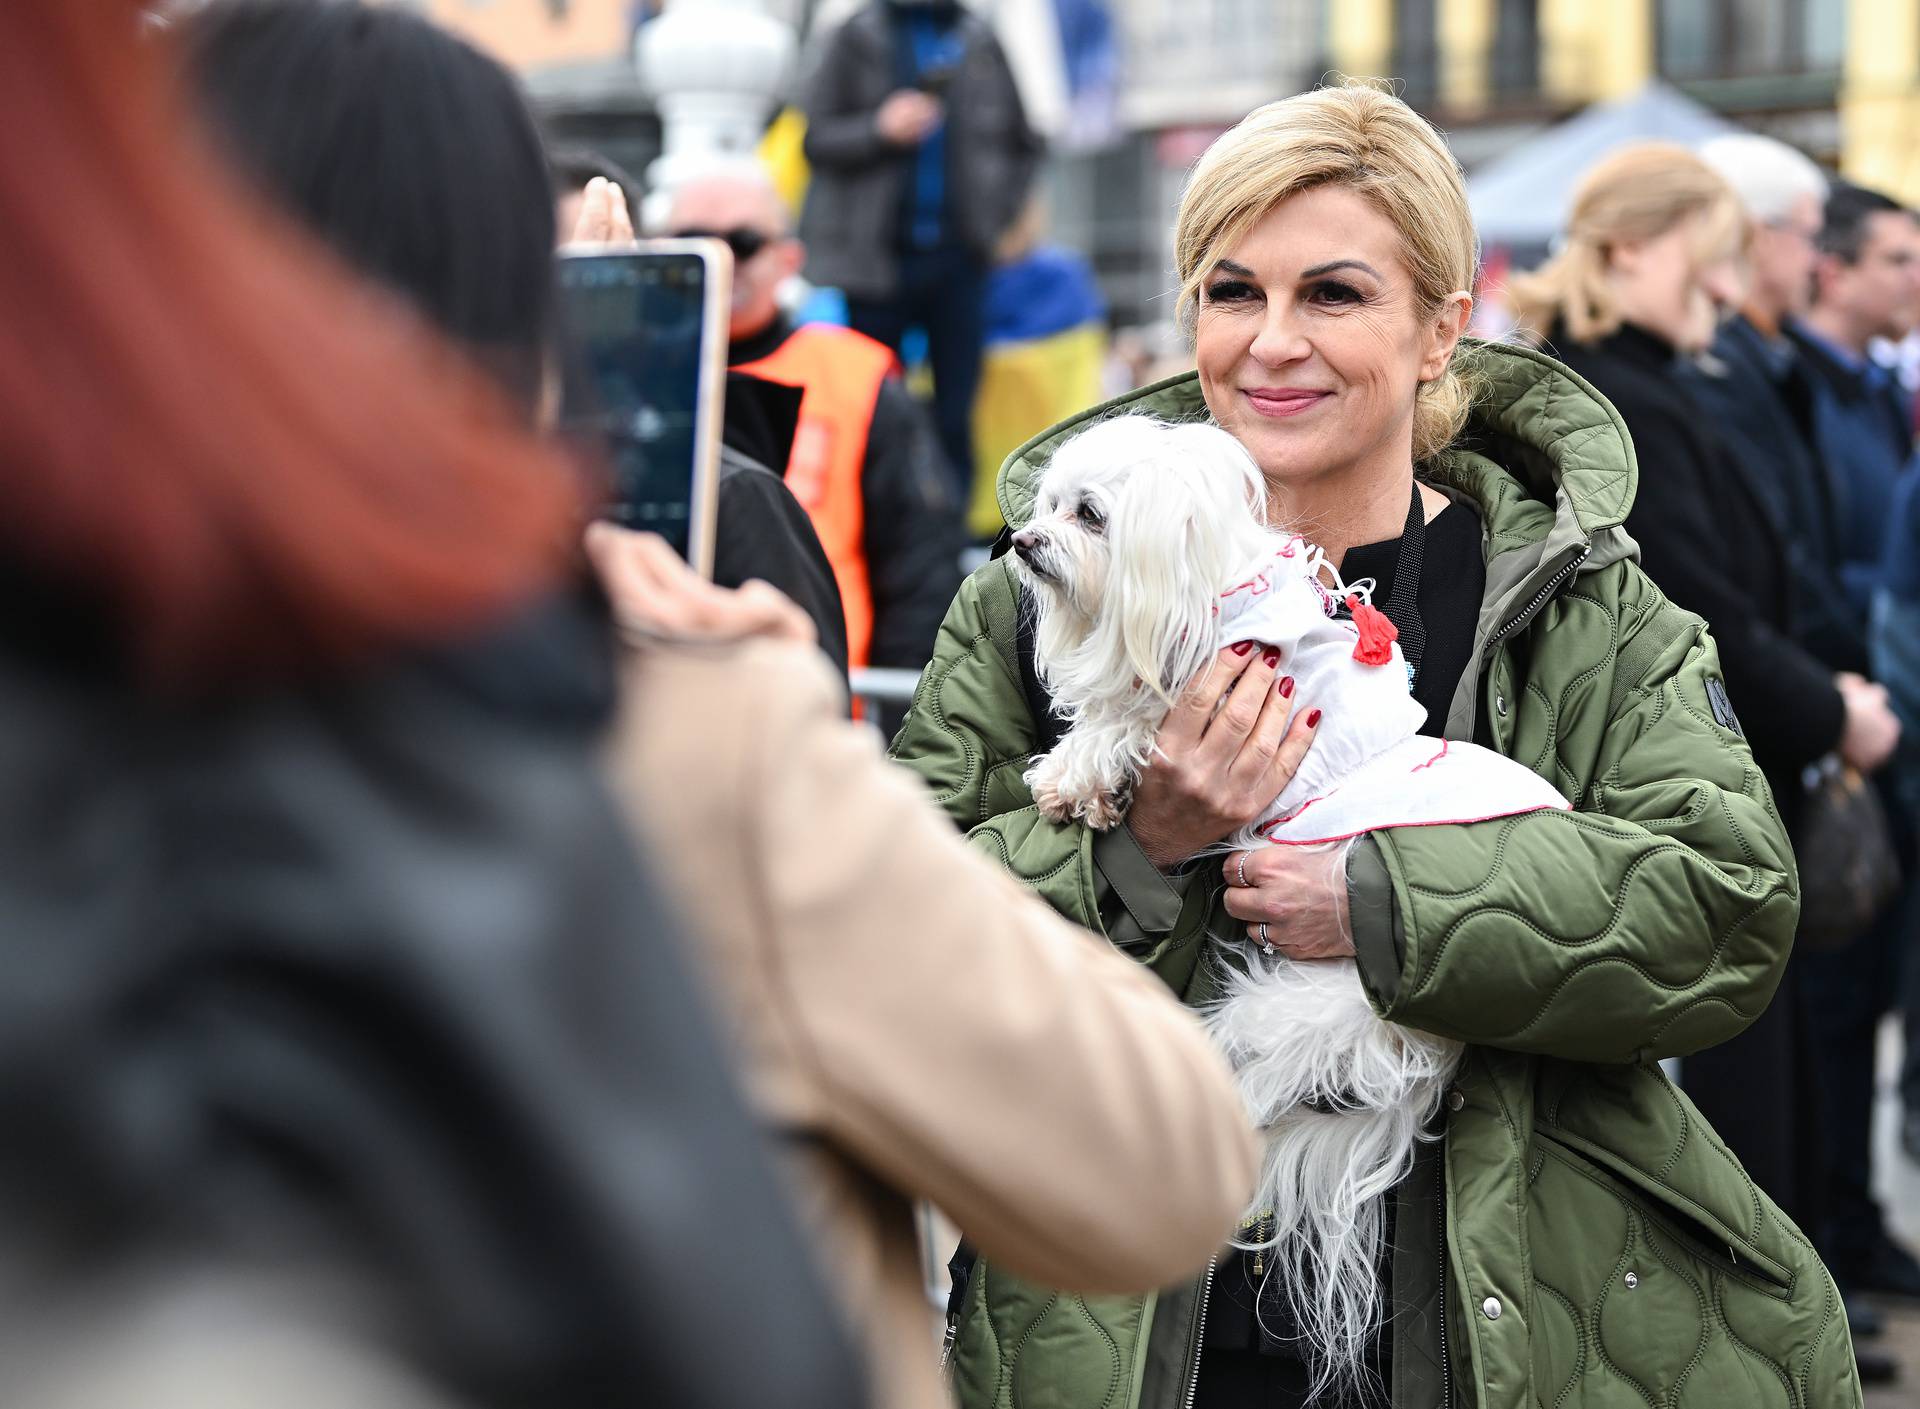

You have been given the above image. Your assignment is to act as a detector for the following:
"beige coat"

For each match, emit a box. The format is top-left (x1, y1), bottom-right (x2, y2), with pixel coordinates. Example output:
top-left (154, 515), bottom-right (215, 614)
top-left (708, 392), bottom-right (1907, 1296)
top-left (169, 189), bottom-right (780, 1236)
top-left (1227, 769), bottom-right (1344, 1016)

top-left (607, 638), bottom-right (1258, 1409)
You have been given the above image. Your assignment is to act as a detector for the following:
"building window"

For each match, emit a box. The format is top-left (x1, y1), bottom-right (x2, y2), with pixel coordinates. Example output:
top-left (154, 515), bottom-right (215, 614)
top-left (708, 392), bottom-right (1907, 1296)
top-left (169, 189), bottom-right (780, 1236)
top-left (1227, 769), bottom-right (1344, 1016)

top-left (1657, 0), bottom-right (1844, 80)
top-left (1392, 0), bottom-right (1439, 105)
top-left (1490, 0), bottom-right (1538, 97)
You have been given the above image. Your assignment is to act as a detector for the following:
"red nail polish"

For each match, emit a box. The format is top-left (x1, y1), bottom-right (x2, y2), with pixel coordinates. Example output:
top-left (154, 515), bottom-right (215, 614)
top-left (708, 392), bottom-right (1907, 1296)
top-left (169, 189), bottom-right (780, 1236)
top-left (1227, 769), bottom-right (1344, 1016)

top-left (1231, 640), bottom-right (1255, 655)
top-left (1278, 676), bottom-right (1295, 698)
top-left (1262, 648), bottom-right (1280, 668)
top-left (1306, 708), bottom-right (1322, 728)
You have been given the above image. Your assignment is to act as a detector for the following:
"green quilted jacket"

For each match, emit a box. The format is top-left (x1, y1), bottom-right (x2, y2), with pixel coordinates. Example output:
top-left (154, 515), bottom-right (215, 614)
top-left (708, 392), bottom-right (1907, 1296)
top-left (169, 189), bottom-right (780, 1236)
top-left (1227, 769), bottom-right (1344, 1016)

top-left (890, 342), bottom-right (1861, 1409)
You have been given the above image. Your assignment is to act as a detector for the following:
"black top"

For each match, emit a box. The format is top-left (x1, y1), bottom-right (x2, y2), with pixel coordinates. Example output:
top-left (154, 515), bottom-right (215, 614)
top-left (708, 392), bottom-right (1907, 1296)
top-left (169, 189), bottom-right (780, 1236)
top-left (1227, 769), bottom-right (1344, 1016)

top-left (1546, 321), bottom-right (1843, 811)
top-left (1198, 496), bottom-right (1483, 1409)
top-left (1344, 498), bottom-right (1487, 734)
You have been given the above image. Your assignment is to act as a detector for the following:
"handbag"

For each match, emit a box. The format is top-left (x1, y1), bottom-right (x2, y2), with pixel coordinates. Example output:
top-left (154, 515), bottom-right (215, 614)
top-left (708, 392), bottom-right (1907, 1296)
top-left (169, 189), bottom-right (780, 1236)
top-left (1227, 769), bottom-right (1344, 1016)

top-left (1795, 754), bottom-right (1902, 951)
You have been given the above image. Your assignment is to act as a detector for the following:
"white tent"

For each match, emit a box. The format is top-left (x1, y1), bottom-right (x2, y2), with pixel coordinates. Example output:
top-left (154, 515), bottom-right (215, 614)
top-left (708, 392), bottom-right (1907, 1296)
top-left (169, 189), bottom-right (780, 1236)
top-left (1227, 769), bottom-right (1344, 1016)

top-left (1468, 81), bottom-right (1742, 251)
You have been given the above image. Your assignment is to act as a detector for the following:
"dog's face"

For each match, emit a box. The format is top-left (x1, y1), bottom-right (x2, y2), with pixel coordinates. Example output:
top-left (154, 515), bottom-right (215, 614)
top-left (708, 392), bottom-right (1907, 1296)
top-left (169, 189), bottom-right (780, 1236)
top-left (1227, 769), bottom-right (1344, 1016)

top-left (1011, 417), bottom-right (1274, 707)
top-left (1009, 453), bottom-right (1124, 638)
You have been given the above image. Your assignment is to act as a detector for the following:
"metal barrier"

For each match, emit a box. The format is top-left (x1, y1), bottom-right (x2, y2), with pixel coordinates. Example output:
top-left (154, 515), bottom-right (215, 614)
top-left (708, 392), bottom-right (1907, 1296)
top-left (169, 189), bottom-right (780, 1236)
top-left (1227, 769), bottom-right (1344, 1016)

top-left (849, 666), bottom-right (923, 734)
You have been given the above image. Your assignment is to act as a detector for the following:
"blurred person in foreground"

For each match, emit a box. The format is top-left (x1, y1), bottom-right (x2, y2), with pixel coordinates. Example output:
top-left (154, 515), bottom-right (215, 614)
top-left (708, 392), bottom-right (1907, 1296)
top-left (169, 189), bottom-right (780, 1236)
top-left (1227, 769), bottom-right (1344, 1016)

top-left (0, 5), bottom-right (867, 1409)
top-left (660, 161), bottom-right (964, 674)
top-left (799, 0), bottom-right (1042, 496)
top-left (182, 9), bottom-right (1263, 1409)
top-left (896, 85), bottom-right (1853, 1409)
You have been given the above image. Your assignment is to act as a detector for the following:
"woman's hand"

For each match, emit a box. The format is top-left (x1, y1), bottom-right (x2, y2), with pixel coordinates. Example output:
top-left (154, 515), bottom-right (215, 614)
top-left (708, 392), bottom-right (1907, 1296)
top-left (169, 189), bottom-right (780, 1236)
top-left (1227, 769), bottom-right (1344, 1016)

top-left (585, 522), bottom-right (815, 647)
top-left (1125, 642), bottom-right (1321, 870)
top-left (1222, 843), bottom-right (1355, 960)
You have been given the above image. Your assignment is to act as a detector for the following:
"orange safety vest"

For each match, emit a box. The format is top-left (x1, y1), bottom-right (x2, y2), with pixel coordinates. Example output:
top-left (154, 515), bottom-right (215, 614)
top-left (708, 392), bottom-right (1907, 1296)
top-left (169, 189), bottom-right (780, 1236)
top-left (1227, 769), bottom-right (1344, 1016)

top-left (735, 324), bottom-right (895, 668)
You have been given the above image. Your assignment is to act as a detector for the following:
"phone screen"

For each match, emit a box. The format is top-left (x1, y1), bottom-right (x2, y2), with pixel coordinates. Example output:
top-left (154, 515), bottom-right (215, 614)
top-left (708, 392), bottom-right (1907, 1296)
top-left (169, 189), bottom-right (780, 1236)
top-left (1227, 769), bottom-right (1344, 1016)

top-left (557, 243), bottom-right (732, 574)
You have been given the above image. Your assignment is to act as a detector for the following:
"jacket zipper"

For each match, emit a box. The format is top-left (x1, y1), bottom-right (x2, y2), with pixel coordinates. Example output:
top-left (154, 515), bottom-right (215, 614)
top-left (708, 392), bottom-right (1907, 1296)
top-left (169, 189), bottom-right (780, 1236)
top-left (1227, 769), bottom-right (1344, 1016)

top-left (1436, 1147), bottom-right (1451, 1409)
top-left (1182, 1256), bottom-right (1216, 1409)
top-left (1485, 545), bottom-right (1592, 648)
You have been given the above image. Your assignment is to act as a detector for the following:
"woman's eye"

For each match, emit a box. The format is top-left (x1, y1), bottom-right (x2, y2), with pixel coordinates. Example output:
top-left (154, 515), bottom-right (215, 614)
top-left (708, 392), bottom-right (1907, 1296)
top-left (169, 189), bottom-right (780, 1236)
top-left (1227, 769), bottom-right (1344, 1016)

top-left (1204, 279), bottom-right (1259, 305)
top-left (1308, 280), bottom-right (1364, 307)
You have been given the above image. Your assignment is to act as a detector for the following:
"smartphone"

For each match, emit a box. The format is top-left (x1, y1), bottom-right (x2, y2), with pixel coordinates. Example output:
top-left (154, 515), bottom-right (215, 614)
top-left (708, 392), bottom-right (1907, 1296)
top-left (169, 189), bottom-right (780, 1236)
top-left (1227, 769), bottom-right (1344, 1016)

top-left (557, 240), bottom-right (734, 577)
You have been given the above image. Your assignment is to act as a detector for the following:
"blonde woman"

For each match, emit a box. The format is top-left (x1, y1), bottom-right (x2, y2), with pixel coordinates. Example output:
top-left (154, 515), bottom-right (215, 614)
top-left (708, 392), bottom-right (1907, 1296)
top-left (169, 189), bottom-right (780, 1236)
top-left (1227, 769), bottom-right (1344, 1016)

top-left (893, 87), bottom-right (1860, 1407)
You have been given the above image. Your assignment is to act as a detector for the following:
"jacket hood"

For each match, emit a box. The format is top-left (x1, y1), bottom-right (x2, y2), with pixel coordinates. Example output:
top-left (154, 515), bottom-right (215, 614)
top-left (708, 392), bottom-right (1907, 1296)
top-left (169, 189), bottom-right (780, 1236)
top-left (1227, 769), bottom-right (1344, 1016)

top-left (996, 338), bottom-right (1636, 547)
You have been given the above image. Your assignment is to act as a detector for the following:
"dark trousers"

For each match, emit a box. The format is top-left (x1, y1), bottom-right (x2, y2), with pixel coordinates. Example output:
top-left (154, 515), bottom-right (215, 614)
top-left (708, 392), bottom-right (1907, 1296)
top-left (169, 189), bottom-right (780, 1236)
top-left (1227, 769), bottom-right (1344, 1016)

top-left (846, 246), bottom-right (984, 501)
top-left (1683, 962), bottom-right (1825, 1231)
top-left (1801, 880), bottom-right (1911, 1273)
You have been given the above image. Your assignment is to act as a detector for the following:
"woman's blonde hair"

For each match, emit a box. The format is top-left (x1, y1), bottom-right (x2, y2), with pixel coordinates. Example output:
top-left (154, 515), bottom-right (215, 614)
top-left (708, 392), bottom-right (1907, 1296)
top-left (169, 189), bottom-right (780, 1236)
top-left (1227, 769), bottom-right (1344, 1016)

top-left (1507, 142), bottom-right (1747, 344)
top-left (1174, 82), bottom-right (1478, 464)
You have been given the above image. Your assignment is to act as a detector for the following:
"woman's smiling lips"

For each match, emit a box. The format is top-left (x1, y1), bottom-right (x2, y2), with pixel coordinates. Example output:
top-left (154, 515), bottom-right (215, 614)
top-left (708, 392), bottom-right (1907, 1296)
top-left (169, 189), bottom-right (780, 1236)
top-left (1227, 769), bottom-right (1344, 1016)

top-left (1242, 386), bottom-right (1332, 418)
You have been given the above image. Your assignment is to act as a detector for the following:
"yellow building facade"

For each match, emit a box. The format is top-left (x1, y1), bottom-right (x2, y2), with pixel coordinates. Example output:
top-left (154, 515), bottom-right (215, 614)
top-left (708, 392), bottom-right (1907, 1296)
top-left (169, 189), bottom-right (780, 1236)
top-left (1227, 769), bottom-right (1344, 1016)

top-left (1326, 0), bottom-right (1920, 203)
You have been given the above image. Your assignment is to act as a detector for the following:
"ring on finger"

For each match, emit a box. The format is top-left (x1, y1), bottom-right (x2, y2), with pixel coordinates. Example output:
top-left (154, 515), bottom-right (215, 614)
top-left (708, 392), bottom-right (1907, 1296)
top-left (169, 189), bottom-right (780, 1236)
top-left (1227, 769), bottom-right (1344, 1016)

top-left (1234, 852), bottom-right (1250, 888)
top-left (1256, 921), bottom-right (1273, 954)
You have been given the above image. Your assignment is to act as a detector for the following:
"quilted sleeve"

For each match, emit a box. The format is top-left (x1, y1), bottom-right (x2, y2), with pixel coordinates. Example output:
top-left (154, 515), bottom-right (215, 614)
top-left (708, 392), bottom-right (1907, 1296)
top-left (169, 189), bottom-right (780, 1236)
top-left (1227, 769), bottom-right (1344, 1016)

top-left (1349, 574), bottom-right (1798, 1064)
top-left (890, 566), bottom-right (1213, 979)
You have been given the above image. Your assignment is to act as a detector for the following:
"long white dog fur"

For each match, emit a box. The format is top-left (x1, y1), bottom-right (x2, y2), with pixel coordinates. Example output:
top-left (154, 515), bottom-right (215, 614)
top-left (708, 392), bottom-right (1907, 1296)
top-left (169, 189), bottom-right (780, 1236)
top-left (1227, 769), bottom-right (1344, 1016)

top-left (1010, 413), bottom-right (1464, 1394)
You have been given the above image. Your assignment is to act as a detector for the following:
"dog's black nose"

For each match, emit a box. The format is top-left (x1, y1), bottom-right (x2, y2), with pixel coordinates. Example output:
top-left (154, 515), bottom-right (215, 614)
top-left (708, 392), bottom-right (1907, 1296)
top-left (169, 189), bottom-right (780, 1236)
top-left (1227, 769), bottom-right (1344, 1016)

top-left (1011, 529), bottom-right (1041, 560)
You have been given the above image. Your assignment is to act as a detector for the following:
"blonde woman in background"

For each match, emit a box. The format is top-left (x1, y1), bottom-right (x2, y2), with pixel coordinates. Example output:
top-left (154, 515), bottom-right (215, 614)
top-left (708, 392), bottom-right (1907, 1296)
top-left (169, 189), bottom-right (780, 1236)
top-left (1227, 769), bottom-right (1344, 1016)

top-left (893, 88), bottom-right (1858, 1407)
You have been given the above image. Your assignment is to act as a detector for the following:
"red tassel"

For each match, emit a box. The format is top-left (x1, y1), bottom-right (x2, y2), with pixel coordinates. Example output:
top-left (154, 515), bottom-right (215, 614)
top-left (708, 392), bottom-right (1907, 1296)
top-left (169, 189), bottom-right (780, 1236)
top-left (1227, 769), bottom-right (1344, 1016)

top-left (1347, 594), bottom-right (1398, 666)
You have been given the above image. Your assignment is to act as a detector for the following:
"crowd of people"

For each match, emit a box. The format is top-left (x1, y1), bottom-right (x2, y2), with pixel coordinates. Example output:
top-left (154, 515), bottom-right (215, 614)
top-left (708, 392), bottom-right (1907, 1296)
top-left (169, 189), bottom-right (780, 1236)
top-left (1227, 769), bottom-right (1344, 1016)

top-left (1507, 134), bottom-right (1920, 1386)
top-left (8, 2), bottom-right (1920, 1408)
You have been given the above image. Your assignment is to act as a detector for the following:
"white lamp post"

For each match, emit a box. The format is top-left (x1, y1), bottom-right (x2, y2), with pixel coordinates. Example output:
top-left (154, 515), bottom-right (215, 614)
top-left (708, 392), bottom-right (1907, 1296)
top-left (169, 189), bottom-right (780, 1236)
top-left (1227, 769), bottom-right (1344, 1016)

top-left (636, 0), bottom-right (798, 228)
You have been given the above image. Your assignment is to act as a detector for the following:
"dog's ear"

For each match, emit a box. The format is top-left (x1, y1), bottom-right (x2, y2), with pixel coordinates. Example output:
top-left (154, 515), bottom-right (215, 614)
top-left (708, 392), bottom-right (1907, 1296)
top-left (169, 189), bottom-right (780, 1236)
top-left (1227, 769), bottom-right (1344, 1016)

top-left (1101, 464), bottom-right (1221, 703)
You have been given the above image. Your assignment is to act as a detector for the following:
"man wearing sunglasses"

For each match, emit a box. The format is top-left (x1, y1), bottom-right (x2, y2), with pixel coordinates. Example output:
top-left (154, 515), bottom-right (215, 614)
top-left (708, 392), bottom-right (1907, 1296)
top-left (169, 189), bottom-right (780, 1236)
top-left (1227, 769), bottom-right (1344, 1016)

top-left (666, 167), bottom-right (963, 681)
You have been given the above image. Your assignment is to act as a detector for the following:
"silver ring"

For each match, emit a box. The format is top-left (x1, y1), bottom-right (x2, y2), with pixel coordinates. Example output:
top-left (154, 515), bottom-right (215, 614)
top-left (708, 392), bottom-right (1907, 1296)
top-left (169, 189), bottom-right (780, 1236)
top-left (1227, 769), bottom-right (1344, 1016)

top-left (1234, 853), bottom-right (1249, 887)
top-left (1256, 922), bottom-right (1272, 952)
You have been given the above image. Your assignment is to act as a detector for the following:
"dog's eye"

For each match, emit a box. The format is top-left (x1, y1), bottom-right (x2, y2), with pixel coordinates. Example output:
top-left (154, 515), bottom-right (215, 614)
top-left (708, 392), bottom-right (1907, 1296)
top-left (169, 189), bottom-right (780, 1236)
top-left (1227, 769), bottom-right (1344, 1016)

top-left (1076, 501), bottom-right (1106, 533)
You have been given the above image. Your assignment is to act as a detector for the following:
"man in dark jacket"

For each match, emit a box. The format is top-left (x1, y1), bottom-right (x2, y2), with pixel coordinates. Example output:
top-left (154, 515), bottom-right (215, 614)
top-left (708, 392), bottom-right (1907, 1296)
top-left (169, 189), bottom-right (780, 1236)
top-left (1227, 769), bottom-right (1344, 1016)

top-left (799, 0), bottom-right (1042, 497)
top-left (667, 166), bottom-right (964, 674)
top-left (1687, 135), bottom-right (1868, 676)
top-left (1787, 182), bottom-right (1920, 615)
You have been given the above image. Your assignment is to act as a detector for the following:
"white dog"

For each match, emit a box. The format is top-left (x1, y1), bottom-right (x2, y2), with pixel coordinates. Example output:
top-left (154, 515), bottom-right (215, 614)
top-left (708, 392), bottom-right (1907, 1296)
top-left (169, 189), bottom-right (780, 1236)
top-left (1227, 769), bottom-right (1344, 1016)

top-left (1011, 414), bottom-right (1566, 1392)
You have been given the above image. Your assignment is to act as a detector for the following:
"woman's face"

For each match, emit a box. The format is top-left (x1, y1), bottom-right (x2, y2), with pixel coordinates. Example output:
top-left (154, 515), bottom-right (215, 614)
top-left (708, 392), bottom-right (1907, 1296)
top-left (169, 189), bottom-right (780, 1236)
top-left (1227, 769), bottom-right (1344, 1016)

top-left (1193, 185), bottom-right (1467, 490)
top-left (1606, 213), bottom-right (1745, 355)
